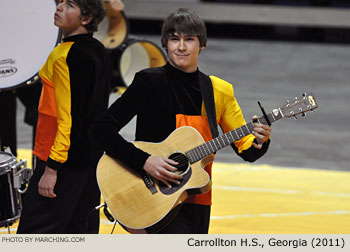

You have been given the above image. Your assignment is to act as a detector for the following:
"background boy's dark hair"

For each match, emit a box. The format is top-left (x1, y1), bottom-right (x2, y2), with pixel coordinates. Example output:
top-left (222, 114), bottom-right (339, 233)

top-left (74, 0), bottom-right (106, 33)
top-left (161, 8), bottom-right (207, 49)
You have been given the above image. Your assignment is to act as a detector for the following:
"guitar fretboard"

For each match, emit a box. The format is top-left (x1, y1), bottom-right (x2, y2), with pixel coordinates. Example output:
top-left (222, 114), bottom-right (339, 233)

top-left (185, 109), bottom-right (283, 164)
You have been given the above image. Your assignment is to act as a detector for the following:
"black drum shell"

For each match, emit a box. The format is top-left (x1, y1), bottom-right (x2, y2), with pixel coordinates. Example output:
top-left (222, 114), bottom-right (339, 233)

top-left (0, 152), bottom-right (21, 227)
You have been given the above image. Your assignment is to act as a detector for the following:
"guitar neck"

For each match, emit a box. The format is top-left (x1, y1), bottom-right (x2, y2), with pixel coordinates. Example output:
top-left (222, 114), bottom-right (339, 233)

top-left (185, 108), bottom-right (283, 164)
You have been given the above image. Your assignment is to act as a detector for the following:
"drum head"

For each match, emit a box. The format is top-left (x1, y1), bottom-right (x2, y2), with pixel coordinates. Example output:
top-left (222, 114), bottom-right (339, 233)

top-left (0, 152), bottom-right (14, 165)
top-left (0, 0), bottom-right (61, 90)
top-left (113, 39), bottom-right (167, 87)
top-left (0, 152), bottom-right (15, 174)
top-left (94, 6), bottom-right (129, 49)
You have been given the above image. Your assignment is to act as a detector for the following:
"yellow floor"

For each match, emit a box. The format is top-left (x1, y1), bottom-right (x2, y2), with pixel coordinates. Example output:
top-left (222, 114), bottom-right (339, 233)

top-left (1, 149), bottom-right (350, 234)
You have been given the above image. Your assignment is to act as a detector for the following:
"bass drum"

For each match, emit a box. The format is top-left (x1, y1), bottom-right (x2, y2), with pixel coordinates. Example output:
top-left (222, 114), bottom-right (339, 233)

top-left (93, 2), bottom-right (166, 89)
top-left (0, 0), bottom-right (61, 91)
top-left (94, 3), bottom-right (129, 49)
top-left (111, 37), bottom-right (167, 88)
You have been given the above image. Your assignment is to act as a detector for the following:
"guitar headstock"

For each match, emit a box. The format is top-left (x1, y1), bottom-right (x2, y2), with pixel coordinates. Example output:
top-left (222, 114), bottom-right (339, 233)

top-left (280, 93), bottom-right (318, 118)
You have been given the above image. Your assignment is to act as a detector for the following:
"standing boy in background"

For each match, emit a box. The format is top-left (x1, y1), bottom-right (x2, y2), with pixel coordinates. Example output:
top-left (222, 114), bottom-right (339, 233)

top-left (17, 0), bottom-right (110, 233)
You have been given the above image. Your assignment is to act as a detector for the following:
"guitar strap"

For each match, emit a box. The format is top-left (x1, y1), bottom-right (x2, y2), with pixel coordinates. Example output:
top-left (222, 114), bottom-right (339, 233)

top-left (198, 73), bottom-right (219, 139)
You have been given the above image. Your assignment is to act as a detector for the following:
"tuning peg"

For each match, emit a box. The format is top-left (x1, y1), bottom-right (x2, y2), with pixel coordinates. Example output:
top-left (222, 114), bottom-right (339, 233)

top-left (311, 109), bottom-right (315, 113)
top-left (303, 93), bottom-right (307, 96)
top-left (302, 112), bottom-right (306, 117)
top-left (294, 116), bottom-right (298, 120)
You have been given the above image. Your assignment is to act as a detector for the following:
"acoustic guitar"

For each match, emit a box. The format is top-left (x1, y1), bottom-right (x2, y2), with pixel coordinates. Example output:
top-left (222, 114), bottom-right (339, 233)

top-left (97, 93), bottom-right (318, 233)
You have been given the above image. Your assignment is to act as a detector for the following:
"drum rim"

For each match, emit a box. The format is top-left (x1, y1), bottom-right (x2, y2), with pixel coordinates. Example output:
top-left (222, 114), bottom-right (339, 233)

top-left (119, 11), bottom-right (131, 46)
top-left (0, 0), bottom-right (63, 91)
top-left (0, 152), bottom-right (16, 171)
top-left (101, 10), bottom-right (131, 51)
top-left (118, 36), bottom-right (167, 86)
top-left (0, 214), bottom-right (21, 228)
top-left (119, 36), bottom-right (167, 58)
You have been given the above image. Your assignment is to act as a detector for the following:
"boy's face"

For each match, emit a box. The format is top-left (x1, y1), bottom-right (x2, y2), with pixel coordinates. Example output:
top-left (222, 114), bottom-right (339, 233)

top-left (166, 33), bottom-right (205, 73)
top-left (54, 0), bottom-right (87, 36)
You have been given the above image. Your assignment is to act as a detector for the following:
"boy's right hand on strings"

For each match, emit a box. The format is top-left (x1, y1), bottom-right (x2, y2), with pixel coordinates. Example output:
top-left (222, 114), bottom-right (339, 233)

top-left (143, 156), bottom-right (182, 188)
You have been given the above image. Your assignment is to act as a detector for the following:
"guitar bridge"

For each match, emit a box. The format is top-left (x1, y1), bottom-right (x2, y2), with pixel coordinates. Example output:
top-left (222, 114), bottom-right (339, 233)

top-left (142, 173), bottom-right (158, 194)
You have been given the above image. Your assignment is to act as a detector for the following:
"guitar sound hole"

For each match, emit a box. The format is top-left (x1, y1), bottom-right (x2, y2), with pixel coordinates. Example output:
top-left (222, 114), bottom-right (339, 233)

top-left (168, 152), bottom-right (189, 175)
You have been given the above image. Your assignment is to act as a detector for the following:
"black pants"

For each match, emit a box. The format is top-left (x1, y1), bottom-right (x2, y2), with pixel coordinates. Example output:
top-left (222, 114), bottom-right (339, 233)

top-left (17, 157), bottom-right (100, 234)
top-left (0, 91), bottom-right (17, 156)
top-left (157, 203), bottom-right (211, 234)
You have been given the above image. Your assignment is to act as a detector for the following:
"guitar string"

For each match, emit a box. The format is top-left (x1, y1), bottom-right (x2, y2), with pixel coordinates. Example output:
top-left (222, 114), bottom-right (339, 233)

top-left (168, 135), bottom-right (236, 164)
top-left (163, 121), bottom-right (265, 164)
top-left (169, 147), bottom-right (212, 164)
top-left (160, 119), bottom-right (276, 170)
top-left (170, 131), bottom-right (240, 163)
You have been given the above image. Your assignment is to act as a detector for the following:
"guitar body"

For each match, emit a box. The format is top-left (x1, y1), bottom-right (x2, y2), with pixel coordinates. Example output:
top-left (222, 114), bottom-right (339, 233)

top-left (97, 126), bottom-right (213, 233)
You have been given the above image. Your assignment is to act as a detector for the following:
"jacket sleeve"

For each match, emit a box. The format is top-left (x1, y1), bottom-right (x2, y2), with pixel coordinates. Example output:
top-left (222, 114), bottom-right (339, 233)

top-left (46, 54), bottom-right (72, 170)
top-left (231, 139), bottom-right (270, 162)
top-left (221, 92), bottom-right (270, 162)
top-left (89, 72), bottom-right (150, 172)
top-left (212, 76), bottom-right (270, 163)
